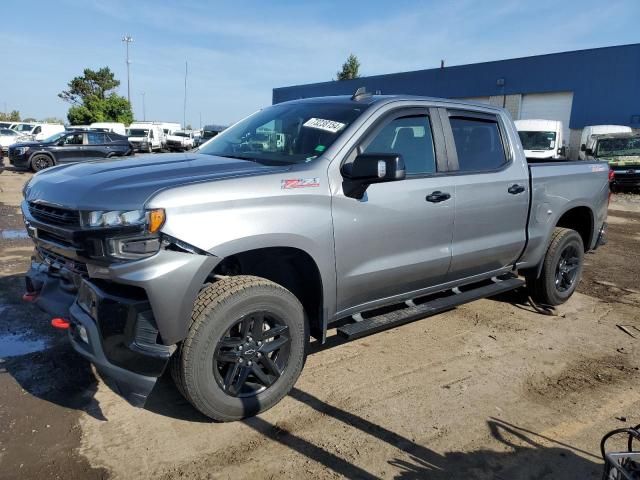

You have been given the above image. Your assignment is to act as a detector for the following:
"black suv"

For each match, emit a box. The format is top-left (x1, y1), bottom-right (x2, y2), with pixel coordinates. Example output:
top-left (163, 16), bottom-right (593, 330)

top-left (9, 130), bottom-right (133, 171)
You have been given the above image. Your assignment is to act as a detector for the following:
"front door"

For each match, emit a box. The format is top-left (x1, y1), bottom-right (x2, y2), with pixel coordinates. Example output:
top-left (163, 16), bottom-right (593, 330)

top-left (332, 110), bottom-right (455, 315)
top-left (52, 132), bottom-right (85, 163)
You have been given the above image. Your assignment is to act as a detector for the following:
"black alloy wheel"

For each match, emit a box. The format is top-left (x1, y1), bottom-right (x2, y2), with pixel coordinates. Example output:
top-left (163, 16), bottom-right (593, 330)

top-left (555, 244), bottom-right (580, 293)
top-left (213, 311), bottom-right (291, 397)
top-left (31, 154), bottom-right (54, 172)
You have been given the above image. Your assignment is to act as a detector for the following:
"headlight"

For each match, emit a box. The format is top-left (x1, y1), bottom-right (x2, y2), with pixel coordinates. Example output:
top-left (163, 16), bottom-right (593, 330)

top-left (83, 208), bottom-right (165, 232)
top-left (15, 146), bottom-right (29, 155)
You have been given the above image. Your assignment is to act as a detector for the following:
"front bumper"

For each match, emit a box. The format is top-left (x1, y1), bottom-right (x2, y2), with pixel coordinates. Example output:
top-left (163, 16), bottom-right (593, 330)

top-left (26, 257), bottom-right (173, 405)
top-left (24, 244), bottom-right (219, 406)
top-left (8, 149), bottom-right (30, 168)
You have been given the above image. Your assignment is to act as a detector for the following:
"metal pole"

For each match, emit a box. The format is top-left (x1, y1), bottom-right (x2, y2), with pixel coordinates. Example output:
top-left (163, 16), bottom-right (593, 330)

top-left (122, 35), bottom-right (133, 104)
top-left (141, 92), bottom-right (146, 121)
top-left (183, 61), bottom-right (188, 129)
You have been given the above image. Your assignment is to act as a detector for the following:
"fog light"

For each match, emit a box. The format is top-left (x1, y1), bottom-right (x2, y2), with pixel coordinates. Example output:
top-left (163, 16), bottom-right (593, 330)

top-left (78, 325), bottom-right (89, 344)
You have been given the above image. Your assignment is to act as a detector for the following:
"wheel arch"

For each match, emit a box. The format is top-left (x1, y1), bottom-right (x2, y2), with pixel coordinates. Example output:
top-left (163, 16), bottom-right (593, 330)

top-left (213, 246), bottom-right (325, 341)
top-left (555, 205), bottom-right (594, 252)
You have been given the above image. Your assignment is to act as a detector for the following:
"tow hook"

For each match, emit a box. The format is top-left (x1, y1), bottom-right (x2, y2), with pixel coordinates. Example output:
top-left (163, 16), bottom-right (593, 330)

top-left (51, 318), bottom-right (71, 329)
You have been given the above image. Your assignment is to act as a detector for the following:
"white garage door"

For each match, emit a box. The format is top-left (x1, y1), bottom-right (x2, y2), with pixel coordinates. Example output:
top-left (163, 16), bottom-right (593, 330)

top-left (520, 92), bottom-right (574, 147)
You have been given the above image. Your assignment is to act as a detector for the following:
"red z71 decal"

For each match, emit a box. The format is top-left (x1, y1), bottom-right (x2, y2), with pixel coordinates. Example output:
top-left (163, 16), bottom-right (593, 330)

top-left (281, 178), bottom-right (320, 189)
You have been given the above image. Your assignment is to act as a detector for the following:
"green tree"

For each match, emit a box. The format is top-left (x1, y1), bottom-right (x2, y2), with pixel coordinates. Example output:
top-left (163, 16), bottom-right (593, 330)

top-left (59, 67), bottom-right (133, 125)
top-left (0, 110), bottom-right (21, 121)
top-left (336, 54), bottom-right (361, 80)
top-left (23, 117), bottom-right (37, 123)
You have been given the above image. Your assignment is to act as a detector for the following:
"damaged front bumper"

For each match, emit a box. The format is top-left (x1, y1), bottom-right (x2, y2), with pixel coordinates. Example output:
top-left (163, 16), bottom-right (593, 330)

top-left (25, 248), bottom-right (220, 406)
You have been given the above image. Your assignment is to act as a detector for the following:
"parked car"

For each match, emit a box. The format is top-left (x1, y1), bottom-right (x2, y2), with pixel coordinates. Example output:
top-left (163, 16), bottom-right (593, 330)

top-left (166, 130), bottom-right (195, 151)
top-left (90, 122), bottom-right (127, 136)
top-left (589, 133), bottom-right (640, 190)
top-left (22, 94), bottom-right (608, 421)
top-left (515, 119), bottom-right (566, 160)
top-left (0, 122), bottom-right (13, 129)
top-left (0, 128), bottom-right (24, 155)
top-left (127, 123), bottom-right (163, 152)
top-left (9, 130), bottom-right (132, 171)
top-left (580, 125), bottom-right (632, 160)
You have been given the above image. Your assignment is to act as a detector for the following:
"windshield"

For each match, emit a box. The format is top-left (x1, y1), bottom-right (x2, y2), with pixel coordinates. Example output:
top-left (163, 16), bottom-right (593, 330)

top-left (596, 137), bottom-right (640, 157)
top-left (127, 129), bottom-right (149, 137)
top-left (198, 102), bottom-right (367, 165)
top-left (518, 131), bottom-right (556, 150)
top-left (174, 132), bottom-right (190, 137)
top-left (43, 132), bottom-right (67, 143)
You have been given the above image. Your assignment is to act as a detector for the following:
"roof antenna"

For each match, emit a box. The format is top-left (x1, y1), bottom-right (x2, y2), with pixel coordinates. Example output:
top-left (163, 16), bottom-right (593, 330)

top-left (351, 86), bottom-right (372, 101)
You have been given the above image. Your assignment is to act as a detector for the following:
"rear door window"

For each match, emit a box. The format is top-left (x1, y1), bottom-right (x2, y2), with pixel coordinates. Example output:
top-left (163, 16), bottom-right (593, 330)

top-left (87, 132), bottom-right (106, 144)
top-left (449, 116), bottom-right (506, 172)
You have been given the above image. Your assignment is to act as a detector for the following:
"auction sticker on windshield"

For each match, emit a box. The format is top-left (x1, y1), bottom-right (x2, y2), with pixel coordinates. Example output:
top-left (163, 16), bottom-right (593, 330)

top-left (303, 118), bottom-right (346, 133)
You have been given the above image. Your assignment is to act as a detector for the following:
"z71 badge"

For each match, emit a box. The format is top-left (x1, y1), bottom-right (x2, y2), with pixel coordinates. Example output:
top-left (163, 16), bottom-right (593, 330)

top-left (281, 178), bottom-right (320, 189)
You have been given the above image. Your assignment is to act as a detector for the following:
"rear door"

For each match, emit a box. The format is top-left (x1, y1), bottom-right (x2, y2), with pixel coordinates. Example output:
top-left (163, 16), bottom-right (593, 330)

top-left (442, 109), bottom-right (529, 280)
top-left (86, 131), bottom-right (109, 157)
top-left (332, 108), bottom-right (456, 314)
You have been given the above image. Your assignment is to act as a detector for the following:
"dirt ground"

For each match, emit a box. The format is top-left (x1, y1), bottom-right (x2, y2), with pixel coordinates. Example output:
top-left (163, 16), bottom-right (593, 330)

top-left (1, 161), bottom-right (640, 479)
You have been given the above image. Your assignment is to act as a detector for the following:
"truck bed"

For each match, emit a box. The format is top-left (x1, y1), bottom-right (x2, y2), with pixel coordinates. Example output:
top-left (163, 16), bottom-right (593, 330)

top-left (518, 160), bottom-right (609, 269)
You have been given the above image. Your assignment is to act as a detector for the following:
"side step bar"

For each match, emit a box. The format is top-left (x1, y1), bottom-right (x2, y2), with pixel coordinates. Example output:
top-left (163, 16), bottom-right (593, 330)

top-left (336, 277), bottom-right (525, 340)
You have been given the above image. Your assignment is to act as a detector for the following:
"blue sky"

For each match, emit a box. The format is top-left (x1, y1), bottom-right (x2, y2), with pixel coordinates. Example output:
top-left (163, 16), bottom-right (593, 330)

top-left (1, 0), bottom-right (638, 126)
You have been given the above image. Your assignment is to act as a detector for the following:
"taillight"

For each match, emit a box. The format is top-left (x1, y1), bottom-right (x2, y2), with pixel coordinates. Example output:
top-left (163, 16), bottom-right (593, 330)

top-left (608, 169), bottom-right (615, 183)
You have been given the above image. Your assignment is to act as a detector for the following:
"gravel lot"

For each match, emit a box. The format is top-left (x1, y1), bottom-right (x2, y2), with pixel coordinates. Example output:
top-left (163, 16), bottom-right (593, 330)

top-left (1, 161), bottom-right (639, 479)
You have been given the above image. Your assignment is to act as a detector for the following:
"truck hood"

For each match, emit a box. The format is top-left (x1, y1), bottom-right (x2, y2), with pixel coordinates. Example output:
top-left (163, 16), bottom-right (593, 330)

top-left (24, 152), bottom-right (289, 211)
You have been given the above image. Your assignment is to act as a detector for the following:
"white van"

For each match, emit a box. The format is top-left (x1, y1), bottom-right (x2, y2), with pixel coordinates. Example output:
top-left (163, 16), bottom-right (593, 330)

top-left (28, 124), bottom-right (65, 141)
top-left (90, 122), bottom-right (126, 136)
top-left (580, 125), bottom-right (632, 160)
top-left (126, 123), bottom-right (164, 152)
top-left (515, 119), bottom-right (566, 160)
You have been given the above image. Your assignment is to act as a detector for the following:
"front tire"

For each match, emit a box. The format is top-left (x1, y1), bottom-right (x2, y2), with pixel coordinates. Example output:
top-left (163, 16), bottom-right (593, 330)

top-left (171, 275), bottom-right (308, 421)
top-left (526, 227), bottom-right (584, 306)
top-left (30, 153), bottom-right (54, 172)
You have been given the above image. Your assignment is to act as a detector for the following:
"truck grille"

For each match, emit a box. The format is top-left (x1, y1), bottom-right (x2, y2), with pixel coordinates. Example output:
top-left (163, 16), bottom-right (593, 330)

top-left (29, 202), bottom-right (81, 227)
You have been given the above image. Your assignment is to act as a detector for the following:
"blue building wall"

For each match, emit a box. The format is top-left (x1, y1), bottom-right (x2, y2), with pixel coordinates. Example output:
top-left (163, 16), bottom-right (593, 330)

top-left (273, 44), bottom-right (640, 129)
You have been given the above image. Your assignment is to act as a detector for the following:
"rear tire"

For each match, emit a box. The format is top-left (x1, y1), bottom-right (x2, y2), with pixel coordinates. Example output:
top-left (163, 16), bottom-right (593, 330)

top-left (171, 275), bottom-right (308, 421)
top-left (30, 154), bottom-right (54, 172)
top-left (526, 227), bottom-right (584, 306)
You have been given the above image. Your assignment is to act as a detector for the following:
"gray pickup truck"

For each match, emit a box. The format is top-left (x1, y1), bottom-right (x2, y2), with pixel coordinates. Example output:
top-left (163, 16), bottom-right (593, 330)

top-left (22, 93), bottom-right (609, 421)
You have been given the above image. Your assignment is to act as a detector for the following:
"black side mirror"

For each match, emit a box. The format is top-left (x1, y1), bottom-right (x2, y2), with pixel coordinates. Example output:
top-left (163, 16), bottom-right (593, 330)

top-left (57, 139), bottom-right (65, 146)
top-left (341, 153), bottom-right (406, 199)
top-left (580, 144), bottom-right (586, 152)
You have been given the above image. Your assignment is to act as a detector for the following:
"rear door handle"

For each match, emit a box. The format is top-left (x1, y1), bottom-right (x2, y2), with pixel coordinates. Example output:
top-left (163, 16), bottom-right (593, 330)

top-left (426, 191), bottom-right (451, 203)
top-left (508, 184), bottom-right (526, 195)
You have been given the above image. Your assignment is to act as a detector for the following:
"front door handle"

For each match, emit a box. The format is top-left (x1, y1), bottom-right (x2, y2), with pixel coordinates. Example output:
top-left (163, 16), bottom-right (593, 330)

top-left (508, 184), bottom-right (526, 195)
top-left (426, 191), bottom-right (451, 203)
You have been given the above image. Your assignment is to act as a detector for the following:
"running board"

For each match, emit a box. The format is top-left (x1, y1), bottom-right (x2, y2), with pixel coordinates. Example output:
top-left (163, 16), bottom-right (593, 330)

top-left (336, 277), bottom-right (525, 340)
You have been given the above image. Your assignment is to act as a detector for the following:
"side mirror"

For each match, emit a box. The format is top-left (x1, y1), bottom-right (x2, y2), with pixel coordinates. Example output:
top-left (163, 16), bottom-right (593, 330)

top-left (57, 139), bottom-right (65, 146)
top-left (341, 153), bottom-right (406, 199)
top-left (585, 148), bottom-right (593, 156)
top-left (580, 144), bottom-right (586, 152)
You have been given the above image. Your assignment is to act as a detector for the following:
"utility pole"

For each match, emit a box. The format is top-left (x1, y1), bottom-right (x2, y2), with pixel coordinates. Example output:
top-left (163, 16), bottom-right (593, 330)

top-left (122, 35), bottom-right (133, 104)
top-left (199, 111), bottom-right (202, 130)
top-left (141, 92), bottom-right (146, 121)
top-left (183, 61), bottom-right (188, 129)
